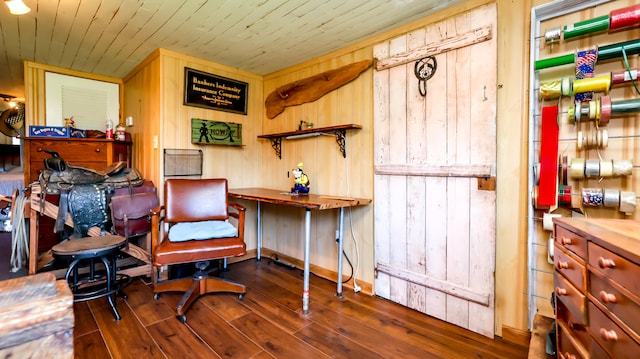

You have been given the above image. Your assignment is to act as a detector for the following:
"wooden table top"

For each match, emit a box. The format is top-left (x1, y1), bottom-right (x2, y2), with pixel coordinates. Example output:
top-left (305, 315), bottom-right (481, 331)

top-left (228, 187), bottom-right (371, 210)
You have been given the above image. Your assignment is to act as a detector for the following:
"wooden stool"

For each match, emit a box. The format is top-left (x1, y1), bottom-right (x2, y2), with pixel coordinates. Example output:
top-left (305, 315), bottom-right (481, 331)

top-left (52, 235), bottom-right (131, 320)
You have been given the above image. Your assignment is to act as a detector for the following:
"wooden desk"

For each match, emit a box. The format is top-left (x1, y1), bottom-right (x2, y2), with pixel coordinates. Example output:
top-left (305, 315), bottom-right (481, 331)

top-left (228, 188), bottom-right (371, 314)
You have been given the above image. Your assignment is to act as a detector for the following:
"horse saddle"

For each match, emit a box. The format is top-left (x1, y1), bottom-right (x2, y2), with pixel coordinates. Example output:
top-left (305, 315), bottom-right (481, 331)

top-left (39, 151), bottom-right (144, 238)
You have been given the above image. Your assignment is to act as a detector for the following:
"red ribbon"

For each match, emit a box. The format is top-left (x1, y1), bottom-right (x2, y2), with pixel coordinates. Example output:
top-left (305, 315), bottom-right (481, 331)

top-left (538, 106), bottom-right (559, 207)
top-left (610, 4), bottom-right (640, 31)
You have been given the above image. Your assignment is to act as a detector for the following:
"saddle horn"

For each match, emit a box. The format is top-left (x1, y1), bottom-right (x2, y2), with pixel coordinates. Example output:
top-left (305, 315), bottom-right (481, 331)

top-left (43, 150), bottom-right (67, 172)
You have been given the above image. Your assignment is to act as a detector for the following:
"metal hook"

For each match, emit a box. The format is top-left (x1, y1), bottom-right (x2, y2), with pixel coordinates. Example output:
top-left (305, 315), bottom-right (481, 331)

top-left (414, 56), bottom-right (437, 97)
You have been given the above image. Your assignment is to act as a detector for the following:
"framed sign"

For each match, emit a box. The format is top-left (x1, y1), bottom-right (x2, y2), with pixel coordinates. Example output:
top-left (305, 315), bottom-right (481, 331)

top-left (191, 118), bottom-right (242, 146)
top-left (184, 67), bottom-right (248, 115)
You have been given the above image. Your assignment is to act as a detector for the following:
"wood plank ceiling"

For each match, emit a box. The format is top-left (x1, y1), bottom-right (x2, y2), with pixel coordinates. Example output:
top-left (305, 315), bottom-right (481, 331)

top-left (0, 0), bottom-right (464, 100)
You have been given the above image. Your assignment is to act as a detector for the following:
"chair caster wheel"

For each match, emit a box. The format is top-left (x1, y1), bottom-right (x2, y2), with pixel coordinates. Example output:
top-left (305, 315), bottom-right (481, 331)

top-left (239, 293), bottom-right (244, 300)
top-left (153, 293), bottom-right (160, 300)
top-left (177, 314), bottom-right (187, 323)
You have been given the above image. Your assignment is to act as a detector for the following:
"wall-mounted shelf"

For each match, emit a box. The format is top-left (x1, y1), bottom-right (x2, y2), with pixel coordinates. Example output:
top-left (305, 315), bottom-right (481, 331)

top-left (258, 124), bottom-right (362, 159)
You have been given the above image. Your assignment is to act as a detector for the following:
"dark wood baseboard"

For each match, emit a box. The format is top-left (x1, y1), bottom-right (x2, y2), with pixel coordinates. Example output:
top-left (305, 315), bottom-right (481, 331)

top-left (501, 324), bottom-right (531, 347)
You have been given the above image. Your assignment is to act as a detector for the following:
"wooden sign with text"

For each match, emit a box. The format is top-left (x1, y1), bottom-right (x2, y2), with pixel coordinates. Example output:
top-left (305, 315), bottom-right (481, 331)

top-left (191, 118), bottom-right (242, 146)
top-left (184, 68), bottom-right (248, 114)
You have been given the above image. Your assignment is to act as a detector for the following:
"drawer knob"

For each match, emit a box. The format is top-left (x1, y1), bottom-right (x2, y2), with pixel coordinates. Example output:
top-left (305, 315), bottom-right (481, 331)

top-left (555, 287), bottom-right (567, 296)
top-left (37, 147), bottom-right (43, 152)
top-left (599, 328), bottom-right (618, 341)
top-left (561, 237), bottom-right (572, 245)
top-left (599, 290), bottom-right (617, 303)
top-left (95, 148), bottom-right (101, 152)
top-left (556, 261), bottom-right (569, 270)
top-left (598, 257), bottom-right (616, 269)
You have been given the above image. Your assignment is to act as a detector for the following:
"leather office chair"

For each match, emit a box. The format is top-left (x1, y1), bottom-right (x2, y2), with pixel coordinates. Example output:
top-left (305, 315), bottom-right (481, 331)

top-left (150, 178), bottom-right (247, 323)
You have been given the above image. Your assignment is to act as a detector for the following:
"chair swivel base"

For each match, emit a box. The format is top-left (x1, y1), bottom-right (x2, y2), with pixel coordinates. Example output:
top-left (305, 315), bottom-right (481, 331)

top-left (153, 261), bottom-right (245, 323)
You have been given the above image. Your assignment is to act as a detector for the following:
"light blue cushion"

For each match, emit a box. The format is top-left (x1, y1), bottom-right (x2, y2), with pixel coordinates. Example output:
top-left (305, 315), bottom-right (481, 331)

top-left (168, 220), bottom-right (238, 242)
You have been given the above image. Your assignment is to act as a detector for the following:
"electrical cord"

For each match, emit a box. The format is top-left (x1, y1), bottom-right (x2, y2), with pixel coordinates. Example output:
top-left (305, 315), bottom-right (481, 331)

top-left (340, 246), bottom-right (354, 284)
top-left (347, 207), bottom-right (361, 292)
top-left (298, 248), bottom-right (353, 284)
top-left (342, 134), bottom-right (362, 293)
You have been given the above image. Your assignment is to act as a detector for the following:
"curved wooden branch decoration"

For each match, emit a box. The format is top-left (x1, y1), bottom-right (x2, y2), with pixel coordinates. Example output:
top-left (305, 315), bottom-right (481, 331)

top-left (265, 59), bottom-right (372, 119)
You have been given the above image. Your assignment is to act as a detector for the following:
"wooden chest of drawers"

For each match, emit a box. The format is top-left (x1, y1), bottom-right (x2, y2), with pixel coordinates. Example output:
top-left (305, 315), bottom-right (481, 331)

top-left (553, 218), bottom-right (640, 359)
top-left (22, 137), bottom-right (132, 186)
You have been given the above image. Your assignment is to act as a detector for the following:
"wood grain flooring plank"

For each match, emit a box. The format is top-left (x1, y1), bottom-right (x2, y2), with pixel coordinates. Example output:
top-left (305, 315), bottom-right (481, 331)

top-left (73, 330), bottom-right (111, 359)
top-left (68, 260), bottom-right (528, 358)
top-left (146, 316), bottom-right (220, 359)
top-left (123, 279), bottom-right (176, 326)
top-left (252, 260), bottom-right (528, 357)
top-left (198, 291), bottom-right (252, 322)
top-left (305, 303), bottom-right (451, 359)
top-left (230, 312), bottom-right (330, 358)
top-left (73, 301), bottom-right (98, 337)
top-left (312, 292), bottom-right (499, 358)
top-left (249, 351), bottom-right (275, 359)
top-left (310, 272), bottom-right (527, 357)
top-left (293, 321), bottom-right (381, 359)
top-left (229, 262), bottom-right (488, 357)
top-left (87, 296), bottom-right (165, 358)
top-left (180, 301), bottom-right (263, 359)
top-left (208, 287), bottom-right (309, 334)
top-left (222, 266), bottom-right (303, 311)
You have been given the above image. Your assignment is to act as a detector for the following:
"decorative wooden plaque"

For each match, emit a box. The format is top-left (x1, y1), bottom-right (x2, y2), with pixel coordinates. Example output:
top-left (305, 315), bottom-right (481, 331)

top-left (191, 118), bottom-right (242, 146)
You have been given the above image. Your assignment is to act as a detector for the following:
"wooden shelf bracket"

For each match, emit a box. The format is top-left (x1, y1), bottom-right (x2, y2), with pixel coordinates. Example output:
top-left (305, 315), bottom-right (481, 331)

top-left (269, 137), bottom-right (282, 159)
top-left (258, 124), bottom-right (361, 159)
top-left (334, 129), bottom-right (347, 158)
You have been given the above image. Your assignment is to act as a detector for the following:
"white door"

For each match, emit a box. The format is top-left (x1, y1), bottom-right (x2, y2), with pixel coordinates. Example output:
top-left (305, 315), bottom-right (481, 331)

top-left (373, 4), bottom-right (497, 337)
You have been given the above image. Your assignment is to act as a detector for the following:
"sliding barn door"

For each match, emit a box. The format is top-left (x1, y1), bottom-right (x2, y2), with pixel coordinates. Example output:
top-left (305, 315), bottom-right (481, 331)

top-left (373, 4), bottom-right (497, 337)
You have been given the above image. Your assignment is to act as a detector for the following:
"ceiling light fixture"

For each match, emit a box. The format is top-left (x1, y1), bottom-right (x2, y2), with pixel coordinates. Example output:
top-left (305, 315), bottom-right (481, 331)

top-left (4, 0), bottom-right (30, 15)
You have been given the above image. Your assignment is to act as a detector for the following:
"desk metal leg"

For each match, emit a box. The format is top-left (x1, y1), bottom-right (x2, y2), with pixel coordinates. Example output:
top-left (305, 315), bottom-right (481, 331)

top-left (257, 201), bottom-right (262, 261)
top-left (337, 207), bottom-right (344, 298)
top-left (303, 208), bottom-right (311, 314)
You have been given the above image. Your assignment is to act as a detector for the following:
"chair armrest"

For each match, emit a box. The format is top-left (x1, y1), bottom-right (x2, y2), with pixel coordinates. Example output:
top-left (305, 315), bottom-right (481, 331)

top-left (228, 202), bottom-right (246, 214)
top-left (228, 202), bottom-right (246, 241)
top-left (150, 205), bottom-right (165, 252)
top-left (151, 204), bottom-right (164, 217)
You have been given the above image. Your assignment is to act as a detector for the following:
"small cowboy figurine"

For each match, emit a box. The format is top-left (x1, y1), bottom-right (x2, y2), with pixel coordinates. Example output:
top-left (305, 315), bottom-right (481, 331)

top-left (291, 162), bottom-right (310, 194)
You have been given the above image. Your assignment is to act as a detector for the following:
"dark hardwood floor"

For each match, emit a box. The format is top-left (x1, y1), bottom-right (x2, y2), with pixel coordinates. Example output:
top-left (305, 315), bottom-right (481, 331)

top-left (74, 258), bottom-right (529, 359)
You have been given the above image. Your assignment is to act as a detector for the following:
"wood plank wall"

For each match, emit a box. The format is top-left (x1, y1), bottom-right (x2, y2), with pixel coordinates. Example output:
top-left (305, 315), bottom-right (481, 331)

top-left (261, 48), bottom-right (375, 286)
top-left (21, 0), bottom-right (582, 338)
top-left (122, 49), bottom-right (265, 251)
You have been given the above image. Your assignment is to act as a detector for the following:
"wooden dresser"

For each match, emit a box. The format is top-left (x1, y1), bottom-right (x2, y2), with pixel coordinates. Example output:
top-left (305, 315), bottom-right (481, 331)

top-left (22, 137), bottom-right (132, 186)
top-left (553, 218), bottom-right (640, 359)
